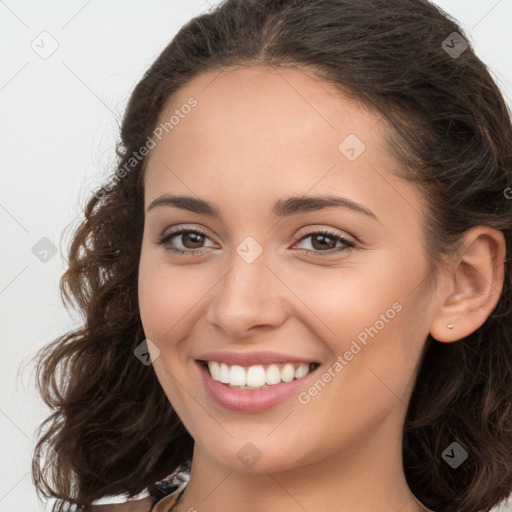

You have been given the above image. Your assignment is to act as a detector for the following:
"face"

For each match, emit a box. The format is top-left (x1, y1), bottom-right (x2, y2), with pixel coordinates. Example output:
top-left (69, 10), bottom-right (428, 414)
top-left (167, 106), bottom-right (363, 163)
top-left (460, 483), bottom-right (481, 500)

top-left (138, 65), bottom-right (437, 474)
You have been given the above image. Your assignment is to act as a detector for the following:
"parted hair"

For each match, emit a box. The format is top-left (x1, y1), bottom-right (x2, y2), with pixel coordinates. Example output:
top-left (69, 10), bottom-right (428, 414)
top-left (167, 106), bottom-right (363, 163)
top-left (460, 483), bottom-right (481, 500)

top-left (32, 1), bottom-right (512, 511)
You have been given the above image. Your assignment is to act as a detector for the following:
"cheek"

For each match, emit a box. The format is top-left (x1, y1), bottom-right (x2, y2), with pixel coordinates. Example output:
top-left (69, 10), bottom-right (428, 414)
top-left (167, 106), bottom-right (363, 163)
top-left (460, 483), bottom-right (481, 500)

top-left (138, 259), bottom-right (209, 343)
top-left (137, 254), bottom-right (208, 413)
top-left (274, 255), bottom-right (404, 347)
top-left (280, 256), bottom-right (426, 400)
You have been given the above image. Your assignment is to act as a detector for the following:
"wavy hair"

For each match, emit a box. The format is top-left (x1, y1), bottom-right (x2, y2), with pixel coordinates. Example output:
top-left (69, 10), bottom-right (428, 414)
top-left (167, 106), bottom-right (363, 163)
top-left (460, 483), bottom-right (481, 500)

top-left (32, 1), bottom-right (512, 511)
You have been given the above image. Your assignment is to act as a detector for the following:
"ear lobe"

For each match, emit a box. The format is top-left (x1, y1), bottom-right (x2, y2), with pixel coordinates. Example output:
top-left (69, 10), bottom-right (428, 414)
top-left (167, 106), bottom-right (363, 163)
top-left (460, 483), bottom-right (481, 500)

top-left (429, 226), bottom-right (506, 343)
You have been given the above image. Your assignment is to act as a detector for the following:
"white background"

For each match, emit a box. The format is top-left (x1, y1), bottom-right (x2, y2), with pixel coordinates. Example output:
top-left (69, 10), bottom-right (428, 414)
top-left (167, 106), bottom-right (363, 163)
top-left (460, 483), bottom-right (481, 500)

top-left (1, 1), bottom-right (511, 511)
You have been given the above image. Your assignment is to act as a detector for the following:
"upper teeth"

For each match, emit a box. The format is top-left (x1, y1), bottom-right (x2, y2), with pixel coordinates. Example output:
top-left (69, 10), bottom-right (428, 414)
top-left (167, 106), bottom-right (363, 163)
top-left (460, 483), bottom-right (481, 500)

top-left (207, 361), bottom-right (313, 389)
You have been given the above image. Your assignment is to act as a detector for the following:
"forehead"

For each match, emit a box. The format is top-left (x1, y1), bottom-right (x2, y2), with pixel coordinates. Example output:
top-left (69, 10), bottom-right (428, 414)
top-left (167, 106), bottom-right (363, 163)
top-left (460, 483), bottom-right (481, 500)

top-left (143, 65), bottom-right (424, 225)
top-left (147, 65), bottom-right (382, 167)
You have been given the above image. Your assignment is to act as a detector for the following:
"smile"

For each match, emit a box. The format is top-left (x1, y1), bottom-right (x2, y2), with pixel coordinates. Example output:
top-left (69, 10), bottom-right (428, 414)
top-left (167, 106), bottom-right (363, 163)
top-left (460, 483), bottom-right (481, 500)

top-left (196, 360), bottom-right (321, 412)
top-left (205, 361), bottom-right (319, 389)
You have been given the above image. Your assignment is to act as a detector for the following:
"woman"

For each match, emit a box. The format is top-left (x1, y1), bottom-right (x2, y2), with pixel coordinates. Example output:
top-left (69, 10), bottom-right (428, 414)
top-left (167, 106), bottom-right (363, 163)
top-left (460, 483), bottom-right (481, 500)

top-left (32, 1), bottom-right (512, 511)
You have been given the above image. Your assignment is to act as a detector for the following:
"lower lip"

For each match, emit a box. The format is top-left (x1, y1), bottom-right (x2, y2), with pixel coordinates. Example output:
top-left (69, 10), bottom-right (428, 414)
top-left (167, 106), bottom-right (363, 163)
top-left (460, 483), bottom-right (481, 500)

top-left (197, 361), bottom-right (319, 413)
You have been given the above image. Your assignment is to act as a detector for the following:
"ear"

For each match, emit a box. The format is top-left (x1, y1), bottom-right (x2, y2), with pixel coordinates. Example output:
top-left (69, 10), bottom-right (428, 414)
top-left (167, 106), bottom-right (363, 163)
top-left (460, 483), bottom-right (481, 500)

top-left (429, 226), bottom-right (506, 343)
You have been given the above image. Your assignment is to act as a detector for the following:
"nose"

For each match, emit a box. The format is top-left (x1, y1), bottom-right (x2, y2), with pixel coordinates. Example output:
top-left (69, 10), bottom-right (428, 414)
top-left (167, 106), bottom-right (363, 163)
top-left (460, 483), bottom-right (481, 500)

top-left (206, 249), bottom-right (288, 338)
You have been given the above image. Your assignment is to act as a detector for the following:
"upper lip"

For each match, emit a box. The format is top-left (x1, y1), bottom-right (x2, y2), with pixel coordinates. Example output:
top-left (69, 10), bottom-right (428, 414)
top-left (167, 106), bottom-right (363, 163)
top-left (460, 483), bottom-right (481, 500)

top-left (196, 351), bottom-right (319, 367)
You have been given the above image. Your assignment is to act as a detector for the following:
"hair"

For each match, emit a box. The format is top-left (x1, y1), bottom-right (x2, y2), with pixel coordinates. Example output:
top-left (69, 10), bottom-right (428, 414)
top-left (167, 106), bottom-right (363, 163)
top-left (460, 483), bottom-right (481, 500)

top-left (31, 1), bottom-right (512, 511)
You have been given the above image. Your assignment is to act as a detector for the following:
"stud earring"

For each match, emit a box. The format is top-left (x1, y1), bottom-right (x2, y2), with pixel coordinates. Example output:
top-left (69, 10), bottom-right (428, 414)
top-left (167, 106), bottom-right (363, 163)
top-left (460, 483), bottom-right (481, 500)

top-left (447, 324), bottom-right (453, 329)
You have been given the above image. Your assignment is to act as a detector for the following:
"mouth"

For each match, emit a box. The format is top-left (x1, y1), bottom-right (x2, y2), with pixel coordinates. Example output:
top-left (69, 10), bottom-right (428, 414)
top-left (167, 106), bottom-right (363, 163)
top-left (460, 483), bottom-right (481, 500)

top-left (197, 360), bottom-right (321, 390)
top-left (196, 358), bottom-right (321, 412)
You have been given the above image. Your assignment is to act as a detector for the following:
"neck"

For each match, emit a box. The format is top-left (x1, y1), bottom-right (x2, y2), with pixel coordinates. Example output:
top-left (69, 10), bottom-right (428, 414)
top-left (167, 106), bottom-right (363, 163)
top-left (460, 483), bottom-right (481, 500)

top-left (174, 406), bottom-right (432, 512)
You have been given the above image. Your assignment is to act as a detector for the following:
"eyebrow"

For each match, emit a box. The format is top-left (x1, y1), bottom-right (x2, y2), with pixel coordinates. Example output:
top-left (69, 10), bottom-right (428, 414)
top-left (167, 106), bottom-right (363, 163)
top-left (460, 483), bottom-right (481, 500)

top-left (147, 194), bottom-right (379, 222)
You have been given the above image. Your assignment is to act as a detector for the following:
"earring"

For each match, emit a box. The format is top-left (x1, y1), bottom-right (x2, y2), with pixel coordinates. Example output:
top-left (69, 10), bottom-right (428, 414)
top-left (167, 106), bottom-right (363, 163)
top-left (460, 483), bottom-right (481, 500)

top-left (447, 324), bottom-right (453, 329)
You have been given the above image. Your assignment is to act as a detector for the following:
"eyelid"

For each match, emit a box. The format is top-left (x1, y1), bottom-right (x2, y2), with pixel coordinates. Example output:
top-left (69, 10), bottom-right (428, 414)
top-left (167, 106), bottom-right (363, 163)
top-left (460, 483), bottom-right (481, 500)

top-left (157, 224), bottom-right (357, 259)
top-left (158, 226), bottom-right (215, 248)
top-left (291, 228), bottom-right (357, 258)
top-left (159, 224), bottom-right (215, 242)
top-left (294, 225), bottom-right (356, 245)
top-left (158, 225), bottom-right (354, 245)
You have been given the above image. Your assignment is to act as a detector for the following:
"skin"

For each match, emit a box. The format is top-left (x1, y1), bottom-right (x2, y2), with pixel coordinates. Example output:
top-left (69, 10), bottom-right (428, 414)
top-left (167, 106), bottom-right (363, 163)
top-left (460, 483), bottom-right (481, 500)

top-left (137, 65), bottom-right (506, 512)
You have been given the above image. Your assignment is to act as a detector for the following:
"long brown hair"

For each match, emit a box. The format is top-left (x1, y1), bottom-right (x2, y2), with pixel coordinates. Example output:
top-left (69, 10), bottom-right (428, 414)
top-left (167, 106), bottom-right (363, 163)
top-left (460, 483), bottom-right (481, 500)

top-left (31, 1), bottom-right (512, 511)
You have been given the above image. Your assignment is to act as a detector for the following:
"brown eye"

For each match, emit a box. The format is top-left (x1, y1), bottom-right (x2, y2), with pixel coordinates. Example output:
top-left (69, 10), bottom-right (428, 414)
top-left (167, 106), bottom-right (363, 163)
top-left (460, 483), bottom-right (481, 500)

top-left (178, 231), bottom-right (206, 249)
top-left (157, 228), bottom-right (215, 255)
top-left (309, 233), bottom-right (338, 251)
top-left (294, 229), bottom-right (356, 258)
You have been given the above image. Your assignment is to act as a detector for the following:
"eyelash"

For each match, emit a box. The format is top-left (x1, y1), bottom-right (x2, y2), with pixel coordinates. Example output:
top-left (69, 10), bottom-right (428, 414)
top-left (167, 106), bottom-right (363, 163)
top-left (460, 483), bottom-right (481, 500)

top-left (156, 227), bottom-right (357, 259)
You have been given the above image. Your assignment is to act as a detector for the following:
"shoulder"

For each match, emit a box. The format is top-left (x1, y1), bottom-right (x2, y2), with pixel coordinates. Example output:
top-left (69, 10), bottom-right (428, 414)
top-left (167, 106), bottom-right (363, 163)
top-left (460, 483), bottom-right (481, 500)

top-left (89, 495), bottom-right (154, 512)
top-left (88, 481), bottom-right (185, 512)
